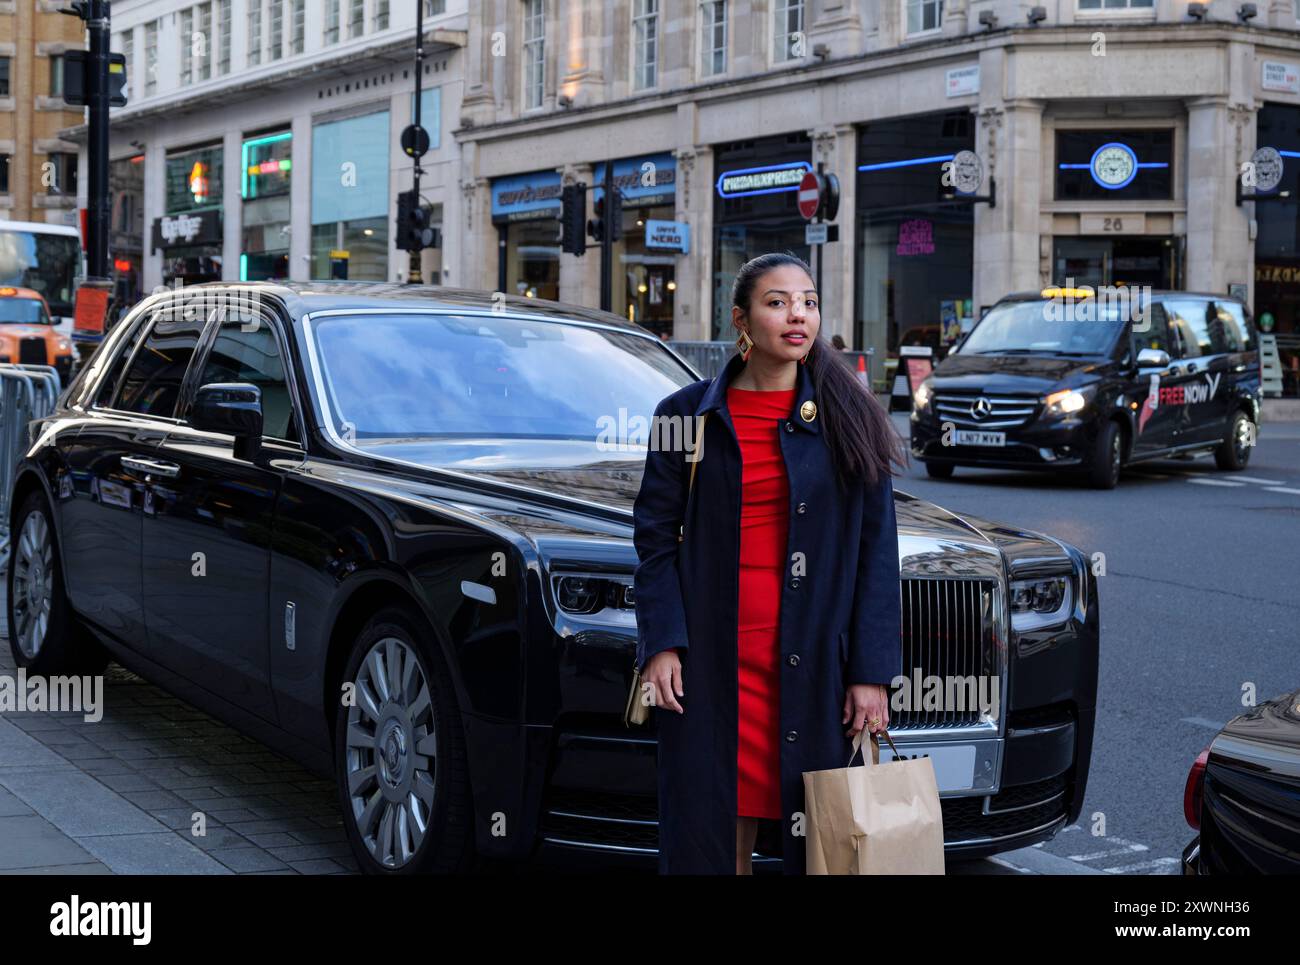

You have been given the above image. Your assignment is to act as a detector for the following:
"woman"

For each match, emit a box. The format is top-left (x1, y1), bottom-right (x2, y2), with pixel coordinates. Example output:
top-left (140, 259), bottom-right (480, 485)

top-left (632, 251), bottom-right (907, 875)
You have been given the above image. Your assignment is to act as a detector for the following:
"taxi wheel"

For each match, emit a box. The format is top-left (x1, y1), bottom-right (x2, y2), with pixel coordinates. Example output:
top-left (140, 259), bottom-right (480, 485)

top-left (924, 461), bottom-right (955, 479)
top-left (1086, 421), bottom-right (1122, 490)
top-left (1214, 411), bottom-right (1252, 471)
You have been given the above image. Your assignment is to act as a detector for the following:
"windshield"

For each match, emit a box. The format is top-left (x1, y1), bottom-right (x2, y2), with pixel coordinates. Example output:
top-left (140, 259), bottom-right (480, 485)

top-left (956, 299), bottom-right (1126, 356)
top-left (0, 298), bottom-right (51, 325)
top-left (0, 230), bottom-right (81, 318)
top-left (308, 313), bottom-right (698, 445)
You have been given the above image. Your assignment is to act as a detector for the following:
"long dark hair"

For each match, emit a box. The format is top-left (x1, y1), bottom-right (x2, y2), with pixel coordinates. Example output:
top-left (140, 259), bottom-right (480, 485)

top-left (731, 251), bottom-right (908, 488)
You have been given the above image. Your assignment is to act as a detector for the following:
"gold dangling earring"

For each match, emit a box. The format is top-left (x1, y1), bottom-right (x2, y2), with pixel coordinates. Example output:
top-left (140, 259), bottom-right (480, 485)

top-left (736, 328), bottom-right (755, 361)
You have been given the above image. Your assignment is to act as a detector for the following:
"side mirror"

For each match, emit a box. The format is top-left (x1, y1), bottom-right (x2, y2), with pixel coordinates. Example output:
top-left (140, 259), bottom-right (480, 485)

top-left (192, 382), bottom-right (263, 460)
top-left (1136, 347), bottom-right (1169, 369)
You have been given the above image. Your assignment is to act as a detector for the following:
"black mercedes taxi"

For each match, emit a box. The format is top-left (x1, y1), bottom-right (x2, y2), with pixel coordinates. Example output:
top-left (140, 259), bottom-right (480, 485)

top-left (7, 282), bottom-right (1099, 873)
top-left (910, 288), bottom-right (1262, 488)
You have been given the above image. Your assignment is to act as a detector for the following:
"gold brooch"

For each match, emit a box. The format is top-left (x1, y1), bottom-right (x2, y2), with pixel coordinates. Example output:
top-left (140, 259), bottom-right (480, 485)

top-left (800, 400), bottom-right (817, 422)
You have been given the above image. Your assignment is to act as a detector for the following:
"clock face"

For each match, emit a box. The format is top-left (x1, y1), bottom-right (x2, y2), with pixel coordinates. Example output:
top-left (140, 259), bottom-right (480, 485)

top-left (1091, 144), bottom-right (1137, 189)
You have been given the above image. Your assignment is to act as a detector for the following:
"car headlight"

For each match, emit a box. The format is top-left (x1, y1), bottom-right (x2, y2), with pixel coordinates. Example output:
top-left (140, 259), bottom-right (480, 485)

top-left (1010, 575), bottom-right (1073, 631)
top-left (552, 573), bottom-right (635, 615)
top-left (57, 339), bottom-right (71, 352)
top-left (1043, 385), bottom-right (1094, 418)
top-left (913, 377), bottom-right (933, 412)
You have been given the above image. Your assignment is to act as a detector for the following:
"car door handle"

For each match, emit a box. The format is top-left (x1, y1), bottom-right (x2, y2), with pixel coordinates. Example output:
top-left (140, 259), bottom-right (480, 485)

top-left (121, 455), bottom-right (181, 479)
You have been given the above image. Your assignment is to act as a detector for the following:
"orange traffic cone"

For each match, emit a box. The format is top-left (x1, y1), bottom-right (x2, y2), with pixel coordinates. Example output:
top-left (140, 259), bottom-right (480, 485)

top-left (856, 352), bottom-right (869, 388)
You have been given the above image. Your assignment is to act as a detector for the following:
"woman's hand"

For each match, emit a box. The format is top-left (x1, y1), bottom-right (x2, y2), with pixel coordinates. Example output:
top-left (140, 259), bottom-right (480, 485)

top-left (843, 683), bottom-right (890, 738)
top-left (645, 650), bottom-right (684, 714)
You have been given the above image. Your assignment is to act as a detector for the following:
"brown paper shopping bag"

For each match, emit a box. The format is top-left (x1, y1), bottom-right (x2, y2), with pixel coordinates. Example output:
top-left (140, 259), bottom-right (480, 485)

top-left (802, 729), bottom-right (945, 875)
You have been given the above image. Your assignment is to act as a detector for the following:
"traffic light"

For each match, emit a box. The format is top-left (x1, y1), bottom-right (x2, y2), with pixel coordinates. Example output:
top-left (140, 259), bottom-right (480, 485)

top-left (607, 188), bottom-right (623, 242)
top-left (61, 51), bottom-right (128, 107)
top-left (560, 183), bottom-right (586, 255)
top-left (395, 190), bottom-right (433, 252)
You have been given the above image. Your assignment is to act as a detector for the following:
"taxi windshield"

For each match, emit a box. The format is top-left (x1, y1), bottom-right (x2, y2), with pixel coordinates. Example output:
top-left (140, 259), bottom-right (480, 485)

top-left (957, 297), bottom-right (1128, 357)
top-left (0, 297), bottom-right (51, 325)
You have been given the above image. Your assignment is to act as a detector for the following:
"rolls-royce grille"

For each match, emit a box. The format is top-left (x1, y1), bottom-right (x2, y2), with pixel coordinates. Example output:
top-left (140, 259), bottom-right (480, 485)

top-left (933, 392), bottom-right (1039, 429)
top-left (891, 578), bottom-right (998, 729)
top-left (18, 338), bottom-right (47, 365)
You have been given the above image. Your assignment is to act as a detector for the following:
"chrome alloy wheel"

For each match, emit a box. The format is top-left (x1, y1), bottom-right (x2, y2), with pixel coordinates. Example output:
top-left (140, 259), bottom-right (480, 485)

top-left (12, 509), bottom-right (53, 660)
top-left (345, 636), bottom-right (437, 869)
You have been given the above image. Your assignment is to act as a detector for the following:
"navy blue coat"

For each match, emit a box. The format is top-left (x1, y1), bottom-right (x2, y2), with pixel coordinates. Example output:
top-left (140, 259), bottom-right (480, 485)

top-left (632, 350), bottom-right (903, 875)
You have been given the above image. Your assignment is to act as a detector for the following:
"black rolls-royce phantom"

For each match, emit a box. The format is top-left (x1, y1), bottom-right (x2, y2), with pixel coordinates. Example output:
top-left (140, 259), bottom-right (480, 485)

top-left (6, 282), bottom-right (1099, 873)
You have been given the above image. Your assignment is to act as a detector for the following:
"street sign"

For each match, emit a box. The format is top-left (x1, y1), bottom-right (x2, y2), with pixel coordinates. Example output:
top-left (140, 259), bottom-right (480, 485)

top-left (798, 171), bottom-right (821, 220)
top-left (400, 124), bottom-right (430, 159)
top-left (805, 222), bottom-right (828, 245)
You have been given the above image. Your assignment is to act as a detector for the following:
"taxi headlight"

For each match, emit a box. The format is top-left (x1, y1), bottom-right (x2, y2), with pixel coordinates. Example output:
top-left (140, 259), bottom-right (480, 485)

top-left (1044, 385), bottom-right (1093, 417)
top-left (913, 377), bottom-right (933, 412)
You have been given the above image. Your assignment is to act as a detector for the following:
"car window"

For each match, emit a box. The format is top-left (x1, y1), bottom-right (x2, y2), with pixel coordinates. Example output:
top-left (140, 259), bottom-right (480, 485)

top-left (94, 312), bottom-right (153, 409)
top-left (1165, 298), bottom-right (1226, 358)
top-left (1137, 301), bottom-right (1176, 358)
top-left (0, 298), bottom-right (51, 324)
top-left (116, 313), bottom-right (207, 418)
top-left (191, 316), bottom-right (298, 442)
top-left (1214, 302), bottom-right (1253, 353)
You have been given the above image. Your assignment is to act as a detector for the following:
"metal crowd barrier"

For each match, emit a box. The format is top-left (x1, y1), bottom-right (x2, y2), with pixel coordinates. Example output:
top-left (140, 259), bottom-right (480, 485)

top-left (0, 364), bottom-right (63, 571)
top-left (666, 339), bottom-right (877, 386)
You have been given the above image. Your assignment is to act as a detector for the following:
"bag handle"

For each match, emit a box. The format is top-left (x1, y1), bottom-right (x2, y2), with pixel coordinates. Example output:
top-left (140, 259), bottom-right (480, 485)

top-left (677, 412), bottom-right (708, 543)
top-left (847, 727), bottom-right (900, 767)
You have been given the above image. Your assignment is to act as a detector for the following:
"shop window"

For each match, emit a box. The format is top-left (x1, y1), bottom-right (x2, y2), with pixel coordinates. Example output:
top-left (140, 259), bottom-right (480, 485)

top-left (311, 111), bottom-right (391, 279)
top-left (49, 55), bottom-right (64, 97)
top-left (0, 155), bottom-right (9, 194)
top-left (0, 57), bottom-right (10, 97)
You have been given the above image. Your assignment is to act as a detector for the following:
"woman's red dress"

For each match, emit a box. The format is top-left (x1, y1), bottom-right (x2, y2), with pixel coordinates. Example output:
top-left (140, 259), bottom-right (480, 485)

top-left (726, 384), bottom-right (796, 820)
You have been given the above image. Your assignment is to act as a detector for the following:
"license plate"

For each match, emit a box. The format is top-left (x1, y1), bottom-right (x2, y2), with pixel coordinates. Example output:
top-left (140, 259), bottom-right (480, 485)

top-left (878, 743), bottom-right (977, 792)
top-left (953, 429), bottom-right (1006, 447)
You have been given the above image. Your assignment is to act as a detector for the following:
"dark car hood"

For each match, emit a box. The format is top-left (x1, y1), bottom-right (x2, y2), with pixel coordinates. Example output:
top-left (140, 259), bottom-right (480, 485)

top-left (351, 437), bottom-right (1070, 575)
top-left (933, 352), bottom-right (1111, 393)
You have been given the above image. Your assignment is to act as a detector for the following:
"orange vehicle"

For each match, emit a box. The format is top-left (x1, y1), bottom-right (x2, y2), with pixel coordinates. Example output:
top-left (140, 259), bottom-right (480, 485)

top-left (0, 287), bottom-right (75, 385)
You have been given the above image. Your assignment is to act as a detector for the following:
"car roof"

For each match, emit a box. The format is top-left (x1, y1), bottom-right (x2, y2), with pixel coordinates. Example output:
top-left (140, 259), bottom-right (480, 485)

top-left (157, 281), bottom-right (654, 333)
top-left (0, 287), bottom-right (50, 305)
top-left (997, 289), bottom-right (1241, 304)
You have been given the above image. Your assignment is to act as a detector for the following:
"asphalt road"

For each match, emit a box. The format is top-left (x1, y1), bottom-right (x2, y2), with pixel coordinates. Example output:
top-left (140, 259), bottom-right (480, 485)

top-left (891, 412), bottom-right (1300, 873)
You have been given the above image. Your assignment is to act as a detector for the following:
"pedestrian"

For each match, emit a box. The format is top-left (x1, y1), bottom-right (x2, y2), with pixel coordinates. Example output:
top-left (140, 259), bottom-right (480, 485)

top-left (831, 333), bottom-right (847, 351)
top-left (632, 250), bottom-right (906, 875)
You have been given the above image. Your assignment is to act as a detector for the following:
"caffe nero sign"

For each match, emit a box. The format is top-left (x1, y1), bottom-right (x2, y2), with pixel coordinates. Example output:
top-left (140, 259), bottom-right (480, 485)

top-left (152, 209), bottom-right (222, 252)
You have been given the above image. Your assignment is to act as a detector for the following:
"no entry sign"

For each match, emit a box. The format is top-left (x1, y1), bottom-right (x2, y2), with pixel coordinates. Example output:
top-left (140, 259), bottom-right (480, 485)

top-left (798, 171), bottom-right (821, 220)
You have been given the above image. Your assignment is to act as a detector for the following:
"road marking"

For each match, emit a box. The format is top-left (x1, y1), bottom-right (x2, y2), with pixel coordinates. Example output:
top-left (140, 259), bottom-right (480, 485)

top-left (1265, 486), bottom-right (1300, 495)
top-left (1181, 716), bottom-right (1226, 730)
top-left (1229, 476), bottom-right (1285, 485)
top-left (1187, 478), bottom-right (1245, 487)
top-left (1067, 837), bottom-right (1149, 861)
top-left (1106, 857), bottom-right (1181, 874)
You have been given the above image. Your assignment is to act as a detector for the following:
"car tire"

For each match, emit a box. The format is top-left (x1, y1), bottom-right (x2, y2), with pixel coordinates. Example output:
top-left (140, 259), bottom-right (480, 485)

top-left (334, 605), bottom-right (476, 875)
top-left (924, 461), bottom-right (955, 479)
top-left (1213, 410), bottom-right (1253, 471)
top-left (1086, 421), bottom-right (1122, 490)
top-left (6, 491), bottom-right (108, 676)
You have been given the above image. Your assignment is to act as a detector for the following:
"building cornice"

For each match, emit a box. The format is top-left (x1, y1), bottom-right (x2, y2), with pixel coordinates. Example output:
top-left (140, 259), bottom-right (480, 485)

top-left (456, 22), bottom-right (1300, 146)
